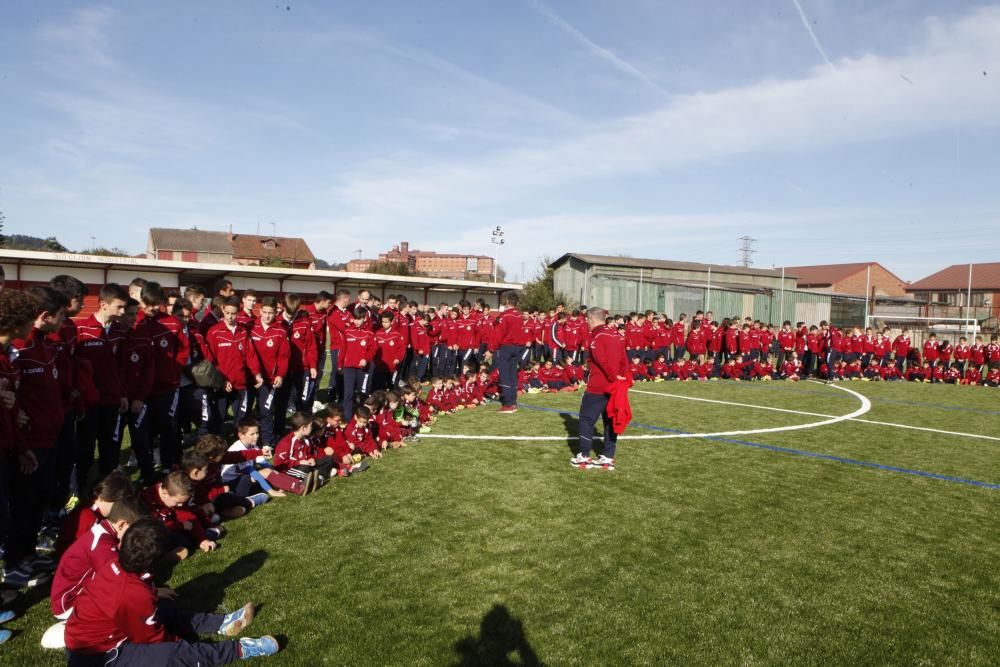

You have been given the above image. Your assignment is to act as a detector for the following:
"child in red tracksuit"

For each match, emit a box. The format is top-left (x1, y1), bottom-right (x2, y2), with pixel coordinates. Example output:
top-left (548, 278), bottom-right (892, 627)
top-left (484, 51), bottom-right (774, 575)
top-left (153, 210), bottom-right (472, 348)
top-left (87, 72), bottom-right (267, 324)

top-left (64, 519), bottom-right (277, 665)
top-left (54, 470), bottom-right (136, 558)
top-left (985, 368), bottom-right (1000, 387)
top-left (314, 406), bottom-right (357, 471)
top-left (651, 353), bottom-right (671, 379)
top-left (961, 367), bottom-right (981, 385)
top-left (629, 356), bottom-right (651, 382)
top-left (344, 406), bottom-right (381, 459)
top-left (943, 366), bottom-right (961, 384)
top-left (401, 384), bottom-right (432, 425)
top-left (781, 356), bottom-right (801, 381)
top-left (698, 358), bottom-right (714, 380)
top-left (426, 377), bottom-right (447, 414)
top-left (273, 411), bottom-right (334, 490)
top-left (461, 372), bottom-right (485, 403)
top-left (50, 495), bottom-right (145, 625)
top-left (673, 358), bottom-right (692, 381)
top-left (442, 377), bottom-right (462, 409)
top-left (141, 471), bottom-right (215, 560)
top-left (205, 296), bottom-right (263, 429)
top-left (373, 392), bottom-right (405, 448)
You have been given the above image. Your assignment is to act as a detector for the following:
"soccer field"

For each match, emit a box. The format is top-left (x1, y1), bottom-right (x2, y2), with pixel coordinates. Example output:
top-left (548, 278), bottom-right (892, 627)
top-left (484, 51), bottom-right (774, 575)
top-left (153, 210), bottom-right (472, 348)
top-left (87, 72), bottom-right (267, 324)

top-left (9, 381), bottom-right (1000, 665)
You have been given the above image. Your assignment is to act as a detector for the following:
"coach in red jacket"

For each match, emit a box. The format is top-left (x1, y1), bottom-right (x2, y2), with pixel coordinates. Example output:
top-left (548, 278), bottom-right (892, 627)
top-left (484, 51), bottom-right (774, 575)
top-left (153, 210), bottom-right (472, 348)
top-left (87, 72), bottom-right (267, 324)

top-left (486, 293), bottom-right (529, 413)
top-left (573, 307), bottom-right (628, 471)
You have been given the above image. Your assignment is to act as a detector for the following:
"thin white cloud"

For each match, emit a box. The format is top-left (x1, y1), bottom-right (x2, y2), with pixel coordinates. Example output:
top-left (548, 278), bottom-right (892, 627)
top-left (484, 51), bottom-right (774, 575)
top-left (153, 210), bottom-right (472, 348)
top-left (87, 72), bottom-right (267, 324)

top-left (791, 0), bottom-right (836, 72)
top-left (334, 7), bottom-right (1000, 222)
top-left (526, 0), bottom-right (670, 98)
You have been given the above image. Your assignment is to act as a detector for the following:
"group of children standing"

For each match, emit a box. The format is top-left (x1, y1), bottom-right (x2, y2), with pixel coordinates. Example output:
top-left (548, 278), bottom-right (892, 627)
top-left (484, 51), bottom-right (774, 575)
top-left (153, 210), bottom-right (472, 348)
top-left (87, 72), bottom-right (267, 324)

top-left (1, 269), bottom-right (998, 663)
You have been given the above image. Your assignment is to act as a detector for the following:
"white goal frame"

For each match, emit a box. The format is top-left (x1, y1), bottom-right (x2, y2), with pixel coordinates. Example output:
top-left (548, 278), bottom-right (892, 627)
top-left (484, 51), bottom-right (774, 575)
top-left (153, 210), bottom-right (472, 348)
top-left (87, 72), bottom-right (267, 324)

top-left (866, 314), bottom-right (979, 337)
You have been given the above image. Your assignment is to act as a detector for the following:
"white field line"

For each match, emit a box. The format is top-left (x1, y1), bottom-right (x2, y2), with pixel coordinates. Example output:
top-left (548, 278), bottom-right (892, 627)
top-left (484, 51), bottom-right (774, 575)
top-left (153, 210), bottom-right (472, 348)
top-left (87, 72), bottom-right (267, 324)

top-left (630, 385), bottom-right (1000, 443)
top-left (422, 381), bottom-right (872, 442)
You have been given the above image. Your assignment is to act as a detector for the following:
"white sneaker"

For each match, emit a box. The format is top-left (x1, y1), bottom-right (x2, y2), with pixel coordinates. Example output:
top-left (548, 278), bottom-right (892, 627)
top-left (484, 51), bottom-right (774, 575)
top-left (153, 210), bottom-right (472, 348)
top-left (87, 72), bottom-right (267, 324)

top-left (569, 454), bottom-right (594, 469)
top-left (592, 455), bottom-right (616, 471)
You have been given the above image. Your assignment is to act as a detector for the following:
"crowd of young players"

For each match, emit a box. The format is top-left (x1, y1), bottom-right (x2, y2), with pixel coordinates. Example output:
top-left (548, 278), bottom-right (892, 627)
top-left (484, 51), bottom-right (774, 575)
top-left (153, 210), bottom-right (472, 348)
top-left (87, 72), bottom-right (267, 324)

top-left (0, 267), bottom-right (998, 664)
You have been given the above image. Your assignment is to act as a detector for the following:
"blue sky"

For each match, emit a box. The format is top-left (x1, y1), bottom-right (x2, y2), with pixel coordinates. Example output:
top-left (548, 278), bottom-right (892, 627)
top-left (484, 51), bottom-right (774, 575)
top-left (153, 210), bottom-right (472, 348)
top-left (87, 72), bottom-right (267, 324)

top-left (1, 1), bottom-right (998, 282)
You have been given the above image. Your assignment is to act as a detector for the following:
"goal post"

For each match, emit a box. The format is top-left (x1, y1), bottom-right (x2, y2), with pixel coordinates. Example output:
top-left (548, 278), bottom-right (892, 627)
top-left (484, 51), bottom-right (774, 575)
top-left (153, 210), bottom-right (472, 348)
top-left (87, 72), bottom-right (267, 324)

top-left (865, 314), bottom-right (979, 339)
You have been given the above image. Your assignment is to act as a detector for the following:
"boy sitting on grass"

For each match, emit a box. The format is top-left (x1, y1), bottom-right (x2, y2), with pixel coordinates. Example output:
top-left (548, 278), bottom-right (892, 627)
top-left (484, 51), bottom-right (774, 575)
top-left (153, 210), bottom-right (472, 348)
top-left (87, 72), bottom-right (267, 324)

top-left (273, 411), bottom-right (333, 492)
top-left (141, 471), bottom-right (216, 561)
top-left (221, 417), bottom-right (304, 497)
top-left (64, 518), bottom-right (279, 665)
top-left (43, 495), bottom-right (148, 650)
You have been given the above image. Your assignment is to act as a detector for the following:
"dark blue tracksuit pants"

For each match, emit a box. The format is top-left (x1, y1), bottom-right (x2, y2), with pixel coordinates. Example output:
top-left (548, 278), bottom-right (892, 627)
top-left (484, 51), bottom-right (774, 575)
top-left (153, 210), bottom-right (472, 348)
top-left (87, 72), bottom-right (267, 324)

top-left (497, 345), bottom-right (522, 407)
top-left (577, 392), bottom-right (617, 459)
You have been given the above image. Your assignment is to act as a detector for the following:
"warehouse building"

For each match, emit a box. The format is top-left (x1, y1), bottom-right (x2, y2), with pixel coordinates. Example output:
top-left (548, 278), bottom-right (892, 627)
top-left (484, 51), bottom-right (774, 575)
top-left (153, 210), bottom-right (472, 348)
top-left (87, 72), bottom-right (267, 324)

top-left (549, 253), bottom-right (841, 324)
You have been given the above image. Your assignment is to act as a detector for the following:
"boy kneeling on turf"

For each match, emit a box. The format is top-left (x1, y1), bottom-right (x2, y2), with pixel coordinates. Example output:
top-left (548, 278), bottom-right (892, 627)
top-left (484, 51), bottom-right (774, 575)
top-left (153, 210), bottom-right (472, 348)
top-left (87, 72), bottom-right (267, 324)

top-left (64, 518), bottom-right (279, 665)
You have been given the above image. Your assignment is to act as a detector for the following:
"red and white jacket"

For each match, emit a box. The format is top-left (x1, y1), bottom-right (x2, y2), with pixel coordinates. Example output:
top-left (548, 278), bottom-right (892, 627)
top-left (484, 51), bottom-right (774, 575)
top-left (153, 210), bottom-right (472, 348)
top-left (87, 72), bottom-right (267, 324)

top-left (250, 321), bottom-right (290, 384)
top-left (205, 321), bottom-right (260, 390)
top-left (51, 518), bottom-right (118, 618)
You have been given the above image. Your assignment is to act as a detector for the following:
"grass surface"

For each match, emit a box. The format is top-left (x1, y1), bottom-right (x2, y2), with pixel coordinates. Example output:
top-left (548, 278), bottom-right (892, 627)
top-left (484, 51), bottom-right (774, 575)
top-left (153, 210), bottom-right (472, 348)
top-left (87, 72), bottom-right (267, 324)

top-left (6, 380), bottom-right (1000, 665)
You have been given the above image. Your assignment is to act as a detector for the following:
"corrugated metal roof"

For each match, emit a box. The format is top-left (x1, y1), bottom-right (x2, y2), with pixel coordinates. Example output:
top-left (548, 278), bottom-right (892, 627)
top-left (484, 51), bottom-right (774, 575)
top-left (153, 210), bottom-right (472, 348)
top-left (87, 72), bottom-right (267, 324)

top-left (906, 263), bottom-right (1000, 291)
top-left (550, 253), bottom-right (794, 279)
top-left (149, 228), bottom-right (233, 254)
top-left (783, 262), bottom-right (873, 287)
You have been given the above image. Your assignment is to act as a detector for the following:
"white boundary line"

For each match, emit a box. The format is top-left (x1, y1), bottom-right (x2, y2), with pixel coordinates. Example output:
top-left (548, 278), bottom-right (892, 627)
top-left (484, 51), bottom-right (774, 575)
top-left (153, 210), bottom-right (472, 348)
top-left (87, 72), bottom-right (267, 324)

top-left (631, 386), bottom-right (1000, 443)
top-left (421, 381), bottom-right (872, 442)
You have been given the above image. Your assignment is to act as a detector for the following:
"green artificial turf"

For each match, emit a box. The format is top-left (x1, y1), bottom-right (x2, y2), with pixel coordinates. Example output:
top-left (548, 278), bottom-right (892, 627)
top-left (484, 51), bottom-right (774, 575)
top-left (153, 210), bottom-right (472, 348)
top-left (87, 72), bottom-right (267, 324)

top-left (6, 380), bottom-right (1000, 665)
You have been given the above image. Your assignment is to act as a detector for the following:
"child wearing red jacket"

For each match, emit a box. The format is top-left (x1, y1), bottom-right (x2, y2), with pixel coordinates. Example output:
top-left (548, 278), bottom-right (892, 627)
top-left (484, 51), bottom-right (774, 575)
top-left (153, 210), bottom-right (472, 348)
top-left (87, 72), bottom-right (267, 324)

top-left (985, 367), bottom-right (1000, 387)
top-left (426, 377), bottom-right (448, 413)
top-left (249, 296), bottom-right (290, 446)
top-left (314, 407), bottom-right (357, 470)
top-left (340, 307), bottom-right (376, 420)
top-left (753, 354), bottom-right (774, 381)
top-left (880, 364), bottom-right (901, 382)
top-left (781, 356), bottom-right (802, 381)
top-left (344, 406), bottom-right (382, 459)
top-left (50, 495), bottom-right (144, 625)
top-left (629, 356), bottom-right (651, 382)
top-left (649, 353), bottom-right (670, 381)
top-left (698, 358), bottom-right (715, 380)
top-left (372, 391), bottom-right (406, 448)
top-left (923, 334), bottom-right (940, 366)
top-left (442, 377), bottom-right (462, 410)
top-left (205, 296), bottom-right (263, 430)
top-left (461, 372), bottom-right (486, 403)
top-left (962, 366), bottom-right (981, 385)
top-left (64, 519), bottom-right (277, 664)
top-left (281, 294), bottom-right (318, 415)
top-left (273, 412), bottom-right (333, 491)
top-left (943, 366), bottom-right (961, 384)
top-left (673, 358), bottom-right (692, 381)
top-left (374, 312), bottom-right (407, 391)
top-left (141, 471), bottom-right (215, 561)
top-left (722, 357), bottom-right (742, 380)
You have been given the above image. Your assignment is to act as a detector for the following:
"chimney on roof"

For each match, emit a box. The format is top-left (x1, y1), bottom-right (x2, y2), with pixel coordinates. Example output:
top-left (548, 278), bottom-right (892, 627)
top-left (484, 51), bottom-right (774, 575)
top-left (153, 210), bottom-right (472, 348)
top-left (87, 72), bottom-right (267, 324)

top-left (228, 224), bottom-right (234, 241)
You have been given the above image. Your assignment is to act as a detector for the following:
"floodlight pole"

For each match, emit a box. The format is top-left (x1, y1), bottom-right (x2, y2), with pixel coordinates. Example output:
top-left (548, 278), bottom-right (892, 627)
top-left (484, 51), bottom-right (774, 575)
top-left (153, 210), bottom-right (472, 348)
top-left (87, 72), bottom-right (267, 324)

top-left (966, 263), bottom-right (973, 336)
top-left (779, 266), bottom-right (785, 324)
top-left (705, 267), bottom-right (711, 312)
top-left (863, 265), bottom-right (871, 329)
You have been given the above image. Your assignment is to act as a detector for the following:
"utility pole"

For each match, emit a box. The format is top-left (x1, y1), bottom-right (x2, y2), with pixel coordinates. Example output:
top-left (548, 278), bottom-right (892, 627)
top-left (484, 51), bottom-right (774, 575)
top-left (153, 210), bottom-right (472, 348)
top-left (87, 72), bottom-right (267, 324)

top-left (738, 236), bottom-right (757, 268)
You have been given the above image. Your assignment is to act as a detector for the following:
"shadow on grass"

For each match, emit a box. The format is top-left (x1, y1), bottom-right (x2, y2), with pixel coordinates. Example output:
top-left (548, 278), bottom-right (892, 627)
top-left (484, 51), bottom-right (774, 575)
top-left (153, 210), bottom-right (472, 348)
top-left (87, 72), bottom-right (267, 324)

top-left (173, 549), bottom-right (268, 613)
top-left (559, 412), bottom-right (577, 454)
top-left (453, 604), bottom-right (544, 666)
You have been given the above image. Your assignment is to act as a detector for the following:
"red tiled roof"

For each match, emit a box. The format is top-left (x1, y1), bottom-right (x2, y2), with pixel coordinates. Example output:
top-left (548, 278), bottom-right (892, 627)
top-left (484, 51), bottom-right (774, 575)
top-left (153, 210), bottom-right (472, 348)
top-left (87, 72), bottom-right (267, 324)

top-left (231, 235), bottom-right (314, 263)
top-left (783, 263), bottom-right (875, 287)
top-left (906, 263), bottom-right (1000, 291)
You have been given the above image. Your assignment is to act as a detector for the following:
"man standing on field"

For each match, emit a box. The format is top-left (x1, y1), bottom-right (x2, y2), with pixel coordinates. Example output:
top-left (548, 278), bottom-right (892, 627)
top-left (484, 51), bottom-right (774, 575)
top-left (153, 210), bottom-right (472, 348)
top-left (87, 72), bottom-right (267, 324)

top-left (573, 307), bottom-right (627, 471)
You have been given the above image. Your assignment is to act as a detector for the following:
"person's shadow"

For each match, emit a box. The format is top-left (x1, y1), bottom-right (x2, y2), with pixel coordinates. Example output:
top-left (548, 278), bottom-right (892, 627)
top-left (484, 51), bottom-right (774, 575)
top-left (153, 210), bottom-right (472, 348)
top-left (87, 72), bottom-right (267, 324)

top-left (172, 549), bottom-right (268, 613)
top-left (452, 604), bottom-right (544, 666)
top-left (559, 412), bottom-right (578, 454)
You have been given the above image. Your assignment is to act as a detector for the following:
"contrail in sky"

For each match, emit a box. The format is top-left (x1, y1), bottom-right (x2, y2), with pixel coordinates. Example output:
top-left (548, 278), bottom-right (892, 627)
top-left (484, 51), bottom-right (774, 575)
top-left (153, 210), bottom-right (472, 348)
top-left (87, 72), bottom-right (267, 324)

top-left (791, 0), bottom-right (836, 73)
top-left (527, 0), bottom-right (670, 98)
